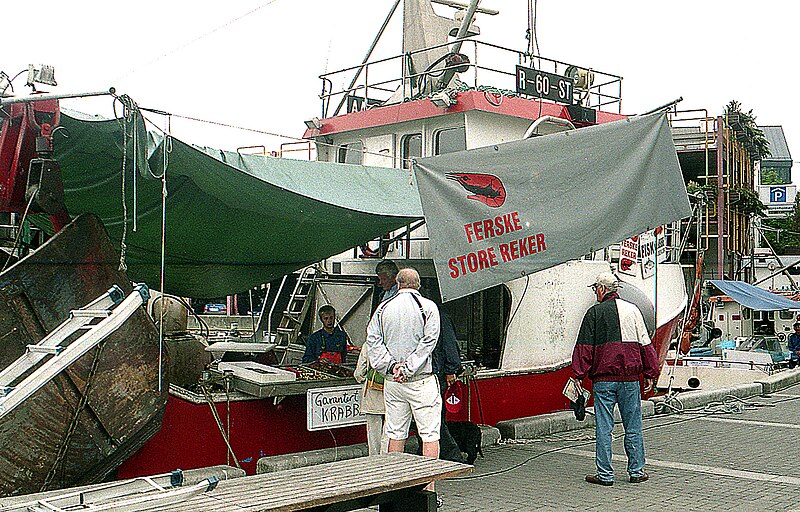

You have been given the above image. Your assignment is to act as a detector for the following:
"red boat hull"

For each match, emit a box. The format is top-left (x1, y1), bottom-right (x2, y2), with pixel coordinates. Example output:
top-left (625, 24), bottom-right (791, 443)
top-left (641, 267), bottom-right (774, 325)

top-left (120, 313), bottom-right (681, 477)
top-left (118, 393), bottom-right (366, 477)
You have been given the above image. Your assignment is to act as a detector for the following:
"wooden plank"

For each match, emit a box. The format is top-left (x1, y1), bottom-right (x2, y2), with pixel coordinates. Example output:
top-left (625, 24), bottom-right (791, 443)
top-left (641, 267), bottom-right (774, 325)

top-left (212, 455), bottom-right (458, 504)
top-left (157, 453), bottom-right (472, 512)
top-left (209, 455), bottom-right (434, 500)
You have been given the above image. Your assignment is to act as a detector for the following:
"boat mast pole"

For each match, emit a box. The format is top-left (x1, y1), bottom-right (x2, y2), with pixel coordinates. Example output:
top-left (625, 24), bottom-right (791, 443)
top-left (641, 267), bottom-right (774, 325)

top-left (436, 0), bottom-right (481, 89)
top-left (332, 0), bottom-right (401, 117)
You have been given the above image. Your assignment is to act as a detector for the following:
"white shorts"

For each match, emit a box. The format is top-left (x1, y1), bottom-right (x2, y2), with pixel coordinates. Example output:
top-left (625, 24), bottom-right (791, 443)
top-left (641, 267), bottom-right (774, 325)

top-left (383, 375), bottom-right (441, 442)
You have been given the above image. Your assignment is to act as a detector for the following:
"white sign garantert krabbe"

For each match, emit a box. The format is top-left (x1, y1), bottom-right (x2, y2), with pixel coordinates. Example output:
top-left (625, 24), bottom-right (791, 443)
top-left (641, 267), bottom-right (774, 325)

top-left (306, 385), bottom-right (365, 431)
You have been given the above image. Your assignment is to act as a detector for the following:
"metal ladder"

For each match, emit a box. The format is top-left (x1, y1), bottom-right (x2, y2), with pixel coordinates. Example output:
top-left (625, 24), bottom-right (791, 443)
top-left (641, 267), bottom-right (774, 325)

top-left (275, 266), bottom-right (319, 363)
top-left (0, 284), bottom-right (150, 419)
top-left (10, 470), bottom-right (219, 512)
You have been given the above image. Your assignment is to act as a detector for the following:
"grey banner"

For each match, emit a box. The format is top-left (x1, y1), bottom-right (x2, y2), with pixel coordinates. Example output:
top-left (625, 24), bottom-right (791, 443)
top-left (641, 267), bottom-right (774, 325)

top-left (413, 112), bottom-right (691, 302)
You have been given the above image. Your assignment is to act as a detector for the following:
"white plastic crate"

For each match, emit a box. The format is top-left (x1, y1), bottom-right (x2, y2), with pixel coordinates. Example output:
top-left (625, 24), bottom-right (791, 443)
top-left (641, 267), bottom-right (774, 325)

top-left (217, 361), bottom-right (296, 384)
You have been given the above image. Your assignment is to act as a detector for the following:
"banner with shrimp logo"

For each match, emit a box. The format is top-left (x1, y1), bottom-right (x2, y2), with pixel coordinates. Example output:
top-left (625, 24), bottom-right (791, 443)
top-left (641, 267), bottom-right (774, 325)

top-left (413, 112), bottom-right (691, 302)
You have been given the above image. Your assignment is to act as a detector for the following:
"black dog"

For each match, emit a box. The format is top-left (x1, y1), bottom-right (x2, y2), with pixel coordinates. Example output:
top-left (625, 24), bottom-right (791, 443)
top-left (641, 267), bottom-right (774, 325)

top-left (447, 420), bottom-right (483, 464)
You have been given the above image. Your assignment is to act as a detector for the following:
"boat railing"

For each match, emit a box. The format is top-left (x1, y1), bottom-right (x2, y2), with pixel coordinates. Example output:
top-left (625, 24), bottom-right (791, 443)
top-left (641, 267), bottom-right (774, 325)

top-left (278, 140), bottom-right (315, 160)
top-left (319, 39), bottom-right (622, 118)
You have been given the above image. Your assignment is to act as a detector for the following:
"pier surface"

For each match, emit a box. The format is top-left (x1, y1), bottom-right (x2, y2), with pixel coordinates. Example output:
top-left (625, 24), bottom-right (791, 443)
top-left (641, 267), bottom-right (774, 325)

top-left (432, 382), bottom-right (800, 511)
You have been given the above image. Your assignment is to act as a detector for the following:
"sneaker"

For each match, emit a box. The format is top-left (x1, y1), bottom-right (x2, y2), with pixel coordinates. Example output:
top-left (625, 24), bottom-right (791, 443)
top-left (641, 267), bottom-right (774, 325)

top-left (629, 473), bottom-right (649, 483)
top-left (436, 494), bottom-right (444, 509)
top-left (585, 474), bottom-right (613, 486)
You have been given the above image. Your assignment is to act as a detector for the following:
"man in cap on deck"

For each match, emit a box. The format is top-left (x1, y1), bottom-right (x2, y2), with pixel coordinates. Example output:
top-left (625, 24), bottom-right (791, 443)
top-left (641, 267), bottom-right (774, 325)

top-left (571, 271), bottom-right (658, 486)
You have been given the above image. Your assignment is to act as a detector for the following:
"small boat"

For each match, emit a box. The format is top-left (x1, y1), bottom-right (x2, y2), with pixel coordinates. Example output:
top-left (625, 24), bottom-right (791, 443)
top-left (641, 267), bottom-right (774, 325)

top-left (0, 215), bottom-right (166, 496)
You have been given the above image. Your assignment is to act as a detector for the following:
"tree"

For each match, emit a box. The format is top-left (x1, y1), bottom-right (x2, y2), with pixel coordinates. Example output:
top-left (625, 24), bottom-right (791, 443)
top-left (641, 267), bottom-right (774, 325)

top-left (724, 100), bottom-right (771, 161)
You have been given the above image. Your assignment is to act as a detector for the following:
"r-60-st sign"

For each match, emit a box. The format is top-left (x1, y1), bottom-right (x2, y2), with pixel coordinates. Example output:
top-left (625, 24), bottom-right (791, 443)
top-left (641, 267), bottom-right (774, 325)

top-left (515, 65), bottom-right (573, 105)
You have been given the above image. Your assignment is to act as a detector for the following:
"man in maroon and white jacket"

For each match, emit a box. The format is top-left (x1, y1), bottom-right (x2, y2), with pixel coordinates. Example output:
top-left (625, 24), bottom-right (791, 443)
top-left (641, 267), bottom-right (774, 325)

top-left (572, 271), bottom-right (658, 487)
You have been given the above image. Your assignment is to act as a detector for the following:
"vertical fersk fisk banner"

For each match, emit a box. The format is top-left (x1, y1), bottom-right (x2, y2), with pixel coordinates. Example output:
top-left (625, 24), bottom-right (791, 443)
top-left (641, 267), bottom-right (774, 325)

top-left (639, 230), bottom-right (656, 278)
top-left (618, 236), bottom-right (639, 276)
top-left (639, 227), bottom-right (668, 279)
top-left (413, 112), bottom-right (692, 302)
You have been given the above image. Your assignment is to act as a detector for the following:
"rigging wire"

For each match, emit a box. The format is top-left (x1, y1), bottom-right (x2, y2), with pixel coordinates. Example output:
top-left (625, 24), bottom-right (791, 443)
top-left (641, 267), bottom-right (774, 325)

top-left (114, 0), bottom-right (281, 82)
top-left (157, 114), bottom-right (171, 393)
top-left (137, 106), bottom-right (419, 168)
top-left (526, 0), bottom-right (541, 66)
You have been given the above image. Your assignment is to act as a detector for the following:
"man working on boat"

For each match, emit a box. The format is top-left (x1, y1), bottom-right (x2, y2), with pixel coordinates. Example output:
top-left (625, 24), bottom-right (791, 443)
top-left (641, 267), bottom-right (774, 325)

top-left (375, 259), bottom-right (399, 301)
top-left (365, 268), bottom-right (442, 494)
top-left (788, 322), bottom-right (800, 369)
top-left (301, 305), bottom-right (349, 364)
top-left (572, 272), bottom-right (657, 486)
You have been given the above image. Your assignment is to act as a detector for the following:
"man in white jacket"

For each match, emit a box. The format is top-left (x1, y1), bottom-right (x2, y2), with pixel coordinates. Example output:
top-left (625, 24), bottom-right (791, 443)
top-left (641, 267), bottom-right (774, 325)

top-left (365, 268), bottom-right (441, 490)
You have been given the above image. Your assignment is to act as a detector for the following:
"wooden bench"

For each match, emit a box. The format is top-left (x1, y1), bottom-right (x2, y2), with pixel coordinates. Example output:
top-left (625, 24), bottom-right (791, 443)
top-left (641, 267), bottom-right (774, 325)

top-left (158, 453), bottom-right (472, 512)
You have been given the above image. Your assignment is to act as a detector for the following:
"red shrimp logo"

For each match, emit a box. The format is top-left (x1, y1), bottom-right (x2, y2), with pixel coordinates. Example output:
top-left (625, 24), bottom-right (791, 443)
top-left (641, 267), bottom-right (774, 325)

top-left (446, 172), bottom-right (506, 207)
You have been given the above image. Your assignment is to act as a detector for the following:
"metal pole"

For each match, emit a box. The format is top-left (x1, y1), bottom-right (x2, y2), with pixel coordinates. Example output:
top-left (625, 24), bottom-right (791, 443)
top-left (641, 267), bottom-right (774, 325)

top-left (437, 0), bottom-right (481, 89)
top-left (717, 117), bottom-right (725, 279)
top-left (0, 88), bottom-right (115, 106)
top-left (638, 97), bottom-right (683, 116)
top-left (332, 0), bottom-right (401, 117)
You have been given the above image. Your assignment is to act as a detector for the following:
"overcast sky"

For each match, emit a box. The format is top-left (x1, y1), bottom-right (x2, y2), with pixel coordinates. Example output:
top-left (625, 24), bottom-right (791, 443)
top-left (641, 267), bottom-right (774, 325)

top-left (4, 1), bottom-right (798, 178)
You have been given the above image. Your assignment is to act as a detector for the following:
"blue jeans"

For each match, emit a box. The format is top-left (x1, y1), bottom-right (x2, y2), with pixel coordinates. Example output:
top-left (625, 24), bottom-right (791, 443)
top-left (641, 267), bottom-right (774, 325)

top-left (593, 380), bottom-right (645, 482)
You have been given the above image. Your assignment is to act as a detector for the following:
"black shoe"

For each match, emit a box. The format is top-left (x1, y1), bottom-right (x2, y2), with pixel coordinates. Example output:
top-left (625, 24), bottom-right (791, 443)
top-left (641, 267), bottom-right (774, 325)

top-left (585, 474), bottom-right (613, 486)
top-left (572, 394), bottom-right (586, 421)
top-left (629, 473), bottom-right (649, 483)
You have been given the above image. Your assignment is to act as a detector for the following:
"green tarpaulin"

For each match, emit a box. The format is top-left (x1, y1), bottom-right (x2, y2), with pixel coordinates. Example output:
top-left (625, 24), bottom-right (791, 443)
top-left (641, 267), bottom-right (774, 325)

top-left (52, 110), bottom-right (422, 297)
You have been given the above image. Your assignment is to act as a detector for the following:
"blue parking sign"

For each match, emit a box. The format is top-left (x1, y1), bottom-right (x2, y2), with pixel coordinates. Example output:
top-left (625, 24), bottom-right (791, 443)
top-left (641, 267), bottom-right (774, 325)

top-left (771, 186), bottom-right (787, 203)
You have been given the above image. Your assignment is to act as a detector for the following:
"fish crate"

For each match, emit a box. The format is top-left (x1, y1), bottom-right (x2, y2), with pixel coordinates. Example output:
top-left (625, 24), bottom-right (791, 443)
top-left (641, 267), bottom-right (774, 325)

top-left (218, 361), bottom-right (297, 384)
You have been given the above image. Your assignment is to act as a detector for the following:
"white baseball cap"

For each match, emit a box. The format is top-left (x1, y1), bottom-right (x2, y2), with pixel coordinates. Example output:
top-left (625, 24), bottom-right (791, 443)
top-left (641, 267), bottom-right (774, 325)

top-left (590, 272), bottom-right (620, 291)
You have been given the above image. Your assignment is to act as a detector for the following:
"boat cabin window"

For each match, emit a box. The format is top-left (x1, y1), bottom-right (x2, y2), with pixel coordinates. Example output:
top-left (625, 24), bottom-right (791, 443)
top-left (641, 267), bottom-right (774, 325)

top-left (401, 133), bottom-right (422, 170)
top-left (742, 308), bottom-right (751, 320)
top-left (780, 310), bottom-right (794, 320)
top-left (337, 142), bottom-right (364, 165)
top-left (434, 126), bottom-right (466, 155)
top-left (423, 278), bottom-right (510, 370)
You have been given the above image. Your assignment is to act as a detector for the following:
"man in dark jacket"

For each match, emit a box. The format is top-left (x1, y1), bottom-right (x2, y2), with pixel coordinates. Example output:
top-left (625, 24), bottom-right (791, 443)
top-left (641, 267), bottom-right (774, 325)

top-left (788, 322), bottom-right (800, 368)
top-left (433, 311), bottom-right (465, 463)
top-left (572, 272), bottom-right (658, 486)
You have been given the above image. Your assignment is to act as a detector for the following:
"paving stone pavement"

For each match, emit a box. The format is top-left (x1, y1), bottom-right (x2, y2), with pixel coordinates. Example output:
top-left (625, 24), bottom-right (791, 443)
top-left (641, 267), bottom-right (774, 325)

top-left (430, 384), bottom-right (800, 511)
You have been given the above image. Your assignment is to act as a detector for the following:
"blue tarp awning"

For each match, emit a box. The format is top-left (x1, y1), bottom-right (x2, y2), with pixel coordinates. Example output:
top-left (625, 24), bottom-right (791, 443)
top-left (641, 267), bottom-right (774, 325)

top-left (709, 280), bottom-right (800, 311)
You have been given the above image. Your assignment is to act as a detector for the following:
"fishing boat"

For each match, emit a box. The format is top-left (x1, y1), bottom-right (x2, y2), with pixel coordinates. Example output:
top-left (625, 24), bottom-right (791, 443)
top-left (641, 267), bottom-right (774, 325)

top-left (0, 0), bottom-right (692, 491)
top-left (117, 0), bottom-right (690, 477)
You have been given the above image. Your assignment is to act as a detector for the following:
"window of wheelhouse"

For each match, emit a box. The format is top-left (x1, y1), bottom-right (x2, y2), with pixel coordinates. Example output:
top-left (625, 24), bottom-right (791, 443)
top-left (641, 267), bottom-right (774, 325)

top-left (401, 133), bottom-right (422, 170)
top-left (337, 141), bottom-right (364, 165)
top-left (434, 126), bottom-right (466, 155)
